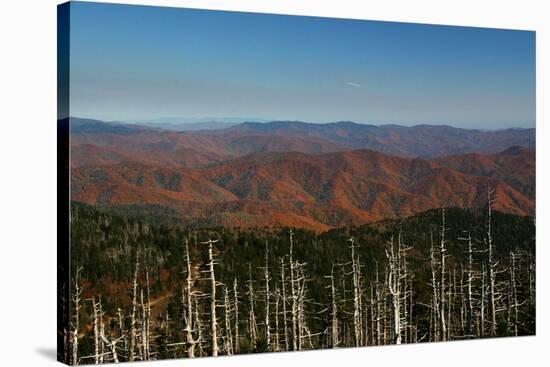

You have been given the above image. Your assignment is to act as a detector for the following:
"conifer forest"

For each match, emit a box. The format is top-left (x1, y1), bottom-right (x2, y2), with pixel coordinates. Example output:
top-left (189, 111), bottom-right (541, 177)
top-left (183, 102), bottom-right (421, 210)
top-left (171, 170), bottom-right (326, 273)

top-left (59, 191), bottom-right (535, 365)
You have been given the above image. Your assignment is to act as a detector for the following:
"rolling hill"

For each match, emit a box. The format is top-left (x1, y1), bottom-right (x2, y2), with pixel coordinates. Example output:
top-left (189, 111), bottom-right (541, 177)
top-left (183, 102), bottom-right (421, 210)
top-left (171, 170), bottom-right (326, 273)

top-left (71, 147), bottom-right (535, 231)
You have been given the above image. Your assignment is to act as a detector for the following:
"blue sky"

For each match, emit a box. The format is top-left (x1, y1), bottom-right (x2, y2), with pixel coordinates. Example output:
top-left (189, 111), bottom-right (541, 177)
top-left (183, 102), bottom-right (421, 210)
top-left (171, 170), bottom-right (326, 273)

top-left (68, 1), bottom-right (535, 128)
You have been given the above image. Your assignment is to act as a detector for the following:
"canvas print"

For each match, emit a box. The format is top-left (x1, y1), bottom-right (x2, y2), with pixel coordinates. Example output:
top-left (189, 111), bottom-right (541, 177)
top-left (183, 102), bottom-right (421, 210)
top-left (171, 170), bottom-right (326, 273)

top-left (57, 1), bottom-right (536, 365)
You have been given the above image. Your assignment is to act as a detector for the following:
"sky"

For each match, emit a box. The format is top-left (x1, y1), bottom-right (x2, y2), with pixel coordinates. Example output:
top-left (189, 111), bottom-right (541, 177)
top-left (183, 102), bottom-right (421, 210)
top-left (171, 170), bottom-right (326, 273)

top-left (68, 1), bottom-right (536, 129)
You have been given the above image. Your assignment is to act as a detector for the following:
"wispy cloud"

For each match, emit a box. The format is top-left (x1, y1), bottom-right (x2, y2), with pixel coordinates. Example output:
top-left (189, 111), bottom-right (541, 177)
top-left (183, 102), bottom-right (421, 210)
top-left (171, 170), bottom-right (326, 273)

top-left (346, 81), bottom-right (361, 88)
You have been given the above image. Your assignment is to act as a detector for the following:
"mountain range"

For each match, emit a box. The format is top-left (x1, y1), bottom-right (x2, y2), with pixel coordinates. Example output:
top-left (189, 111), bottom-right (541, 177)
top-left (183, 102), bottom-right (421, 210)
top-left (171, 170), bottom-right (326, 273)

top-left (68, 117), bottom-right (535, 231)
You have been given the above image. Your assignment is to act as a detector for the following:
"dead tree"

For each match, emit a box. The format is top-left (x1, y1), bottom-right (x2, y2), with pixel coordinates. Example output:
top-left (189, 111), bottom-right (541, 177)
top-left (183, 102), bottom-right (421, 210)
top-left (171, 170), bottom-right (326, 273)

top-left (194, 295), bottom-right (205, 357)
top-left (374, 262), bottom-right (382, 345)
top-left (480, 261), bottom-right (487, 337)
top-left (508, 252), bottom-right (523, 336)
top-left (486, 187), bottom-right (497, 336)
top-left (459, 232), bottom-right (477, 338)
top-left (370, 285), bottom-right (376, 345)
top-left (139, 270), bottom-right (151, 361)
top-left (183, 240), bottom-right (199, 358)
top-left (90, 297), bottom-right (101, 364)
top-left (439, 209), bottom-right (448, 341)
top-left (71, 267), bottom-right (83, 366)
top-left (116, 308), bottom-right (126, 359)
top-left (274, 288), bottom-right (281, 352)
top-left (348, 237), bottom-right (362, 347)
top-left (429, 233), bottom-right (440, 342)
top-left (447, 269), bottom-right (455, 340)
top-left (129, 251), bottom-right (140, 361)
top-left (200, 239), bottom-right (220, 356)
top-left (99, 326), bottom-right (122, 364)
top-left (140, 288), bottom-right (150, 360)
top-left (528, 252), bottom-right (535, 303)
top-left (280, 258), bottom-right (289, 352)
top-left (248, 263), bottom-right (258, 351)
top-left (386, 235), bottom-right (402, 344)
top-left (326, 264), bottom-right (339, 347)
top-left (233, 278), bottom-right (240, 354)
top-left (98, 298), bottom-right (123, 364)
top-left (400, 233), bottom-right (412, 343)
top-left (223, 285), bottom-right (234, 355)
top-left (263, 241), bottom-right (272, 350)
top-left (294, 262), bottom-right (307, 350)
top-left (289, 230), bottom-right (298, 351)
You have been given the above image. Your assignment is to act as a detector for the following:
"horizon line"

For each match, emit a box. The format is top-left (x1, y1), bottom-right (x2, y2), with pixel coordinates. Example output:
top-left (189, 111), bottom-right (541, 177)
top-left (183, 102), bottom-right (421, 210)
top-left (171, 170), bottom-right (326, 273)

top-left (65, 115), bottom-right (535, 131)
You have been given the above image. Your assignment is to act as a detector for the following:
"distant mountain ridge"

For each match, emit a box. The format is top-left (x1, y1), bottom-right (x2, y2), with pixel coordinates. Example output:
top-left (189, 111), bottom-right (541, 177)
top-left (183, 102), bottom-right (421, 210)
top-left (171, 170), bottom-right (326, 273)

top-left (128, 116), bottom-right (271, 131)
top-left (222, 120), bottom-right (535, 158)
top-left (68, 117), bottom-right (535, 160)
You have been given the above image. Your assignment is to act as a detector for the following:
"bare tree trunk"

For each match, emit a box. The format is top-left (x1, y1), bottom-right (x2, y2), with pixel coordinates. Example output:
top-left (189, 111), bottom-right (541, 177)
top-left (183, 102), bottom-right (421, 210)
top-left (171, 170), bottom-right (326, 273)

top-left (460, 232), bottom-right (475, 338)
top-left (399, 233), bottom-right (410, 344)
top-left (528, 253), bottom-right (535, 303)
top-left (183, 240), bottom-right (198, 358)
top-left (480, 261), bottom-right (486, 338)
top-left (329, 264), bottom-right (339, 347)
top-left (289, 230), bottom-right (297, 351)
top-left (409, 279), bottom-right (415, 343)
top-left (375, 263), bottom-right (381, 346)
top-left (386, 236), bottom-right (401, 344)
top-left (233, 277), bottom-right (240, 354)
top-left (224, 285), bottom-right (234, 355)
top-left (91, 297), bottom-right (100, 364)
top-left (194, 295), bottom-right (205, 357)
top-left (349, 237), bottom-right (362, 347)
top-left (129, 252), bottom-right (140, 361)
top-left (440, 209), bottom-right (447, 342)
top-left (162, 309), bottom-right (170, 359)
top-left (486, 187), bottom-right (497, 337)
top-left (264, 241), bottom-right (271, 351)
top-left (71, 267), bottom-right (84, 366)
top-left (145, 271), bottom-right (151, 360)
top-left (295, 264), bottom-right (306, 351)
top-left (140, 289), bottom-right (148, 360)
top-left (97, 298), bottom-right (122, 364)
top-left (117, 308), bottom-right (126, 358)
top-left (429, 233), bottom-right (440, 342)
top-left (274, 288), bottom-right (281, 352)
top-left (248, 263), bottom-right (258, 351)
top-left (447, 269), bottom-right (455, 340)
top-left (509, 252), bottom-right (520, 336)
top-left (280, 258), bottom-right (289, 352)
top-left (201, 239), bottom-right (220, 356)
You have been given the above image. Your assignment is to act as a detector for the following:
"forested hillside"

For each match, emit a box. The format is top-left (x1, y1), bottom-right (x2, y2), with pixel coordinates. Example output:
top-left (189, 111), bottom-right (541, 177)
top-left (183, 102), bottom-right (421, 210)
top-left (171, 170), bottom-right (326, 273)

top-left (61, 197), bottom-right (535, 364)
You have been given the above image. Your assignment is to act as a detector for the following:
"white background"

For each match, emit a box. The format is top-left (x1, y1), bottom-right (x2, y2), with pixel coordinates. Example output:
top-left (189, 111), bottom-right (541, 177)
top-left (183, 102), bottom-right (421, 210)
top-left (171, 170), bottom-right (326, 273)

top-left (0, 0), bottom-right (547, 365)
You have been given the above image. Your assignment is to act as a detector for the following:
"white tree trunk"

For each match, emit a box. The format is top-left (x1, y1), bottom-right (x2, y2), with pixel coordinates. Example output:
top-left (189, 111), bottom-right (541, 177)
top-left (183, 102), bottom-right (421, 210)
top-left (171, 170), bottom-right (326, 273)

top-left (71, 267), bottom-right (83, 366)
top-left (201, 239), bottom-right (219, 356)
top-left (486, 187), bottom-right (497, 337)
top-left (183, 240), bottom-right (198, 358)
top-left (224, 285), bottom-right (234, 355)
top-left (349, 237), bottom-right (362, 347)
top-left (280, 258), bottom-right (289, 352)
top-left (264, 241), bottom-right (271, 350)
top-left (248, 263), bottom-right (258, 351)
top-left (129, 252), bottom-right (140, 361)
top-left (289, 230), bottom-right (297, 351)
top-left (440, 209), bottom-right (447, 342)
top-left (233, 277), bottom-right (240, 354)
top-left (329, 264), bottom-right (339, 347)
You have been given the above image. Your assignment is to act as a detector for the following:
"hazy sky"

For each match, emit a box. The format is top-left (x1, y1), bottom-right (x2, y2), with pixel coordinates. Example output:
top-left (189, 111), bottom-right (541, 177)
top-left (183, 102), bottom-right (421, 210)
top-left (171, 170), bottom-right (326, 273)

top-left (68, 1), bottom-right (535, 128)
